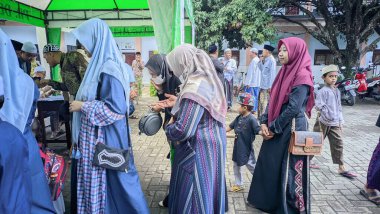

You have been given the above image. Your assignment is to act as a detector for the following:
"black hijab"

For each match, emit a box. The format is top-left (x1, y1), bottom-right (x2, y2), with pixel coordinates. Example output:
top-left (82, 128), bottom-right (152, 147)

top-left (146, 54), bottom-right (181, 95)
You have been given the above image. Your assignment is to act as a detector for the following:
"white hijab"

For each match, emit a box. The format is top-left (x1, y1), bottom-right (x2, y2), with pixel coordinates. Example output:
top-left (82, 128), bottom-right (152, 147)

top-left (71, 18), bottom-right (130, 144)
top-left (0, 29), bottom-right (34, 133)
top-left (166, 44), bottom-right (226, 124)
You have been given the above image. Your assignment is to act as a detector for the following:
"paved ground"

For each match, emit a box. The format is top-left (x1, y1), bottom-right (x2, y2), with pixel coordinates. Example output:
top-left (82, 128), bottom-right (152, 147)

top-left (59, 94), bottom-right (380, 213)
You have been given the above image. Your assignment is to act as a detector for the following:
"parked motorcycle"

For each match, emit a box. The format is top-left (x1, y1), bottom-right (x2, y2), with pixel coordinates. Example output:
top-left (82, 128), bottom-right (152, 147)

top-left (335, 78), bottom-right (356, 106)
top-left (353, 67), bottom-right (380, 101)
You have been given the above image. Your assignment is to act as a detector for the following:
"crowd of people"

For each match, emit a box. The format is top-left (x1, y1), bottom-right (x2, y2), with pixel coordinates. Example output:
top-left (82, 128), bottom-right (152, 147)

top-left (0, 17), bottom-right (379, 214)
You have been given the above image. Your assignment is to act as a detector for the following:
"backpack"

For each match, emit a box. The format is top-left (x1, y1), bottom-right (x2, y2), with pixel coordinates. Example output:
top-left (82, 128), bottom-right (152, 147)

top-left (39, 148), bottom-right (68, 201)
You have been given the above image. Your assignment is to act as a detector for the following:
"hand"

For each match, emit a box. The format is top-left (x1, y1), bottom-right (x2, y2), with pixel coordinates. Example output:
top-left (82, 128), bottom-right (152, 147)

top-left (69, 101), bottom-right (84, 112)
top-left (130, 90), bottom-right (138, 99)
top-left (151, 79), bottom-right (163, 91)
top-left (261, 124), bottom-right (270, 136)
top-left (150, 103), bottom-right (163, 113)
top-left (261, 124), bottom-right (274, 140)
top-left (157, 94), bottom-right (177, 108)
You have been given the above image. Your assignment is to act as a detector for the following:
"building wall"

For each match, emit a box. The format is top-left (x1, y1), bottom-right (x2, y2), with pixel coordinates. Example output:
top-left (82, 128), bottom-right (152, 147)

top-left (0, 26), bottom-right (37, 43)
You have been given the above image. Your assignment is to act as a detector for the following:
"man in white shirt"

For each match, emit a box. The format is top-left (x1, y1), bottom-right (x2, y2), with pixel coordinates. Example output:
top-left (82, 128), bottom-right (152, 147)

top-left (244, 48), bottom-right (261, 114)
top-left (258, 44), bottom-right (277, 116)
top-left (222, 48), bottom-right (238, 110)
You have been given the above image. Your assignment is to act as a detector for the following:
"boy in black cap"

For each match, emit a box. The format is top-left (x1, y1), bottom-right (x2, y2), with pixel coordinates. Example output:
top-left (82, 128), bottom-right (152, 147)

top-left (208, 44), bottom-right (224, 84)
top-left (258, 44), bottom-right (277, 116)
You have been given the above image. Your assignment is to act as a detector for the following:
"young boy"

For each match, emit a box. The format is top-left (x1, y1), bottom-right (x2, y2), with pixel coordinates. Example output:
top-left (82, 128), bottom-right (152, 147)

top-left (315, 64), bottom-right (357, 179)
top-left (227, 92), bottom-right (261, 192)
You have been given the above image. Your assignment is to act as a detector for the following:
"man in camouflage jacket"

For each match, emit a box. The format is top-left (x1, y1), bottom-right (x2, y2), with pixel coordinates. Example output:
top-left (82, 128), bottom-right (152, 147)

top-left (42, 44), bottom-right (88, 97)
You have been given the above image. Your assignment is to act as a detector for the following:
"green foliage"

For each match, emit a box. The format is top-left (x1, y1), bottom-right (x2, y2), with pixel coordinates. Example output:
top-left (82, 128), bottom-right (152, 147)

top-left (194, 0), bottom-right (278, 49)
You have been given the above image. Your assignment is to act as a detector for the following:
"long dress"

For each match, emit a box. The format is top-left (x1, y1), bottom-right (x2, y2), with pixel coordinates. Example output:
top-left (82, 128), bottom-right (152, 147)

top-left (367, 115), bottom-right (380, 191)
top-left (25, 85), bottom-right (56, 214)
top-left (165, 98), bottom-right (226, 214)
top-left (248, 85), bottom-right (311, 214)
top-left (0, 119), bottom-right (31, 214)
top-left (367, 139), bottom-right (380, 191)
top-left (77, 73), bottom-right (149, 214)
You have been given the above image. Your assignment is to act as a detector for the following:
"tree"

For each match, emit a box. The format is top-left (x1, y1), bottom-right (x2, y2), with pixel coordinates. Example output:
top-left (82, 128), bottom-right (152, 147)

top-left (193, 0), bottom-right (277, 50)
top-left (270, 0), bottom-right (380, 77)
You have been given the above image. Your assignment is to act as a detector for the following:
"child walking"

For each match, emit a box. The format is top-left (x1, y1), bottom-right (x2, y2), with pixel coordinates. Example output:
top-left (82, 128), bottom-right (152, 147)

top-left (227, 92), bottom-right (261, 192)
top-left (314, 64), bottom-right (357, 179)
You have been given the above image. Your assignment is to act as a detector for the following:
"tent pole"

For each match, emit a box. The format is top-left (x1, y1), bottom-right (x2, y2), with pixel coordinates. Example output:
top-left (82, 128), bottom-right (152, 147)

top-left (180, 0), bottom-right (185, 44)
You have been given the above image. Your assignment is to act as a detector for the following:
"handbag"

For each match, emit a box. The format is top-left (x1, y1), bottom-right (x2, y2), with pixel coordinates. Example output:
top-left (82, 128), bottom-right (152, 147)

top-left (93, 143), bottom-right (130, 172)
top-left (138, 109), bottom-right (163, 136)
top-left (288, 116), bottom-right (324, 156)
top-left (92, 82), bottom-right (132, 172)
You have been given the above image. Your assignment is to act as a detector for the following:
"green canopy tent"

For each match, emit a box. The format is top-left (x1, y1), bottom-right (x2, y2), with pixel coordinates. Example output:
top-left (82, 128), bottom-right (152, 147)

top-left (0, 0), bottom-right (194, 81)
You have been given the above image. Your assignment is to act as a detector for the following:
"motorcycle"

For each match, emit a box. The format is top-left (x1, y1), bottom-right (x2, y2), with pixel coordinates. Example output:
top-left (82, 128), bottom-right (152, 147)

top-left (353, 67), bottom-right (380, 101)
top-left (335, 78), bottom-right (356, 106)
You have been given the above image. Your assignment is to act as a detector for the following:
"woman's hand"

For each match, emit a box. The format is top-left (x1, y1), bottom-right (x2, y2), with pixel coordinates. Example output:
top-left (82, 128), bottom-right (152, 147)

top-left (150, 103), bottom-right (164, 113)
top-left (157, 94), bottom-right (177, 108)
top-left (69, 101), bottom-right (84, 112)
top-left (261, 124), bottom-right (274, 140)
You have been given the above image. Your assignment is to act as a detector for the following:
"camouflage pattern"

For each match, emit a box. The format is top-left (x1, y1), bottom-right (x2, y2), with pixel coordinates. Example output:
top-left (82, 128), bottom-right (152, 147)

top-left (237, 92), bottom-right (256, 107)
top-left (50, 51), bottom-right (88, 96)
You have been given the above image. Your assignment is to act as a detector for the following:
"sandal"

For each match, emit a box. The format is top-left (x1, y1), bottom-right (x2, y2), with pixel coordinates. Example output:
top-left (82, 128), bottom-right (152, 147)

top-left (129, 115), bottom-right (139, 119)
top-left (230, 185), bottom-right (244, 192)
top-left (360, 189), bottom-right (380, 205)
top-left (339, 171), bottom-right (357, 179)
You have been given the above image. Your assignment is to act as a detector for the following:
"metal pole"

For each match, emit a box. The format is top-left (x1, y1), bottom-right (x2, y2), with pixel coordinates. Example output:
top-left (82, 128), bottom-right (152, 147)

top-left (180, 0), bottom-right (185, 44)
top-left (192, 23), bottom-right (195, 46)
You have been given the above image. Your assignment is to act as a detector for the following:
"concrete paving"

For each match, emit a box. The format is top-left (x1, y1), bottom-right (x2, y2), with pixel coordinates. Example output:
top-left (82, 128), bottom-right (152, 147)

top-left (60, 95), bottom-right (380, 213)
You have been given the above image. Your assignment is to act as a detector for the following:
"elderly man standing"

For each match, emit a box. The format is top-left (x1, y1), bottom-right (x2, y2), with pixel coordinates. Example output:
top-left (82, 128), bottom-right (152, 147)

top-left (258, 44), bottom-right (277, 116)
top-left (18, 41), bottom-right (37, 76)
top-left (222, 48), bottom-right (237, 110)
top-left (244, 48), bottom-right (261, 114)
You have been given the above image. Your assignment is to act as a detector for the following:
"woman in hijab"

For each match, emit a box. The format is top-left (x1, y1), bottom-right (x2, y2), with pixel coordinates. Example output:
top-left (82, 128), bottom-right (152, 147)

top-left (161, 44), bottom-right (227, 213)
top-left (69, 18), bottom-right (149, 213)
top-left (0, 29), bottom-right (55, 213)
top-left (360, 114), bottom-right (380, 205)
top-left (247, 37), bottom-right (315, 213)
top-left (146, 54), bottom-right (182, 207)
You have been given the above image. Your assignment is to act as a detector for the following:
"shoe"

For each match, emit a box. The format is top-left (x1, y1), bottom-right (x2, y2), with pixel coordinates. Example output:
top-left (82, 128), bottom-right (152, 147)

top-left (158, 200), bottom-right (165, 207)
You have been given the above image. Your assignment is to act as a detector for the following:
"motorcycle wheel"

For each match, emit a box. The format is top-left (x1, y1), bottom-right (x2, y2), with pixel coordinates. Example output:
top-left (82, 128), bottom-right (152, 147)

top-left (346, 92), bottom-right (356, 106)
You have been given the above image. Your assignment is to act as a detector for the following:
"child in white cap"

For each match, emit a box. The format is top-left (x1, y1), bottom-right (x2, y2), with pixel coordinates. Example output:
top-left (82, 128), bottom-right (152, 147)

top-left (314, 64), bottom-right (357, 179)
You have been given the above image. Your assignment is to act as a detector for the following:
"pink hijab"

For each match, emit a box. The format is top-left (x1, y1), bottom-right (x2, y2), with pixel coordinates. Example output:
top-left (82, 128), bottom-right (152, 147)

top-left (268, 37), bottom-right (315, 125)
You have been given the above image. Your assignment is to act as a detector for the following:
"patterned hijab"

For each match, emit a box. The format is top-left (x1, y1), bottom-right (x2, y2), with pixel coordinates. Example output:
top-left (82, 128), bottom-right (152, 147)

top-left (0, 29), bottom-right (34, 133)
top-left (166, 44), bottom-right (226, 124)
top-left (71, 18), bottom-right (130, 144)
top-left (268, 37), bottom-right (315, 125)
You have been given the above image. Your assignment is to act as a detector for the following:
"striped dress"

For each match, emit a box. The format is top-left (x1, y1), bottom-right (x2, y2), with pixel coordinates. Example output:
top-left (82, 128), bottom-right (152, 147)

top-left (165, 98), bottom-right (226, 214)
top-left (77, 100), bottom-right (124, 213)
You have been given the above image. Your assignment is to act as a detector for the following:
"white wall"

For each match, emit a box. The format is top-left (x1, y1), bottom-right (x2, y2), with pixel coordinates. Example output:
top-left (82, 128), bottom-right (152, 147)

top-left (0, 26), bottom-right (37, 43)
top-left (141, 37), bottom-right (158, 84)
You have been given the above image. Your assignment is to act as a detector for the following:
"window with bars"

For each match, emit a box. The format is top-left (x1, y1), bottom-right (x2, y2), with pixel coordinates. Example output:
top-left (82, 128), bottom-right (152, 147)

top-left (314, 50), bottom-right (337, 65)
top-left (285, 6), bottom-right (300, 15)
top-left (372, 49), bottom-right (380, 65)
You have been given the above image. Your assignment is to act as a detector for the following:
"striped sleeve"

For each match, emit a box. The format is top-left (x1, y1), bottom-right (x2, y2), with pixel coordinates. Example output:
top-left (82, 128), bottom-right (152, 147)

top-left (165, 99), bottom-right (204, 142)
top-left (81, 100), bottom-right (125, 127)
